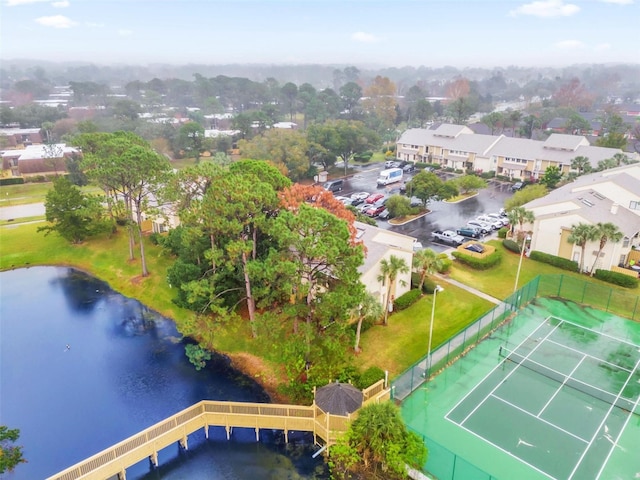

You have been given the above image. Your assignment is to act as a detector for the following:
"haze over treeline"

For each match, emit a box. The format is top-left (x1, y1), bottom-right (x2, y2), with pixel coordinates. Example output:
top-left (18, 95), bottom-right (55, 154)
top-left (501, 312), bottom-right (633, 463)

top-left (2, 61), bottom-right (640, 101)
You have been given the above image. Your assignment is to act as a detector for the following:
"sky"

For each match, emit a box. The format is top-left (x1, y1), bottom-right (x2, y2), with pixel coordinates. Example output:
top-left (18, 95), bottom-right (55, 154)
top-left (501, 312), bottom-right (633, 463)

top-left (1, 0), bottom-right (639, 68)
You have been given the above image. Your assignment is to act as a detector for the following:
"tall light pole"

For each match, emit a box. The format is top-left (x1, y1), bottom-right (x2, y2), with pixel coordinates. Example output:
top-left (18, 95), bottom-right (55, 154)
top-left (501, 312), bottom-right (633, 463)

top-left (427, 285), bottom-right (444, 375)
top-left (513, 235), bottom-right (531, 293)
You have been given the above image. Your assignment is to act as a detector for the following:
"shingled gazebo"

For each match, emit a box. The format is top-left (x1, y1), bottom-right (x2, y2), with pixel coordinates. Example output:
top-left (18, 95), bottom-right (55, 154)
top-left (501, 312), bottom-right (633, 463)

top-left (315, 382), bottom-right (363, 416)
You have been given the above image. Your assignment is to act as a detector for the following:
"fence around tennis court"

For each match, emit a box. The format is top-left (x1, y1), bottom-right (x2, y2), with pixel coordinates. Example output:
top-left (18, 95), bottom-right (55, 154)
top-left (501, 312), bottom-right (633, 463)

top-left (391, 274), bottom-right (640, 403)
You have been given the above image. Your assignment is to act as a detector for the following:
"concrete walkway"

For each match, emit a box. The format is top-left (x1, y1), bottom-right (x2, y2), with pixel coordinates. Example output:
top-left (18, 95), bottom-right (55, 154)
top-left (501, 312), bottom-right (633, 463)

top-left (433, 273), bottom-right (503, 305)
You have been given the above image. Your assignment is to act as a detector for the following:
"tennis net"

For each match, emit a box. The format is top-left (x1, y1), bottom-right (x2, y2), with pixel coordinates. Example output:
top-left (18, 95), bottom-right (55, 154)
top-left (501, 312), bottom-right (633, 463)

top-left (499, 347), bottom-right (639, 415)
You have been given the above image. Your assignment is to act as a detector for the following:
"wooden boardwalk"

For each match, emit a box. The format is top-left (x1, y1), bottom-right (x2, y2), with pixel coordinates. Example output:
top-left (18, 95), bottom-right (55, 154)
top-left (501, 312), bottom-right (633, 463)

top-left (46, 380), bottom-right (390, 480)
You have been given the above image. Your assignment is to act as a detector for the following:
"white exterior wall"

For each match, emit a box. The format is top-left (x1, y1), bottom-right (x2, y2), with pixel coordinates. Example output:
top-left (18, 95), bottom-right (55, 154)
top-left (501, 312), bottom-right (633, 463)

top-left (359, 248), bottom-right (413, 306)
top-left (530, 216), bottom-right (572, 255)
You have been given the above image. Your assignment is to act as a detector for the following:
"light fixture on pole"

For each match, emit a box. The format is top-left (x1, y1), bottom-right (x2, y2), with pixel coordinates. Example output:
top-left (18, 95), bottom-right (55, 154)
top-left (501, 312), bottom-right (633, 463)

top-left (427, 285), bottom-right (444, 375)
top-left (513, 235), bottom-right (531, 293)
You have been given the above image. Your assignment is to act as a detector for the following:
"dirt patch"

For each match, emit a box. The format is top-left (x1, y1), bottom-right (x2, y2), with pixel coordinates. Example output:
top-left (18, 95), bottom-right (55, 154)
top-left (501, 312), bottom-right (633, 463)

top-left (227, 352), bottom-right (290, 403)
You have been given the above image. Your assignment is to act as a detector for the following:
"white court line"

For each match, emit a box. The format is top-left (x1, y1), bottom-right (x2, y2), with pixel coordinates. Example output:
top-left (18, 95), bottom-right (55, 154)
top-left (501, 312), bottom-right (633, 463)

top-left (537, 355), bottom-right (587, 418)
top-left (446, 416), bottom-right (558, 480)
top-left (595, 363), bottom-right (640, 479)
top-left (545, 338), bottom-right (633, 373)
top-left (445, 318), bottom-right (555, 421)
top-left (568, 356), bottom-right (640, 480)
top-left (548, 315), bottom-right (640, 349)
top-left (502, 350), bottom-right (635, 409)
top-left (491, 393), bottom-right (589, 443)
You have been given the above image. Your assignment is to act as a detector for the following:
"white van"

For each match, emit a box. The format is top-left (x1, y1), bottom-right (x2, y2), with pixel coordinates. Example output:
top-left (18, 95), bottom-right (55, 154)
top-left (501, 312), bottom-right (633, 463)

top-left (376, 168), bottom-right (403, 186)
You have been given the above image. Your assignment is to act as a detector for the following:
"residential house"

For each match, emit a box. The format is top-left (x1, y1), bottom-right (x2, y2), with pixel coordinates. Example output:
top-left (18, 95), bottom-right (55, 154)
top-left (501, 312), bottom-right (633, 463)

top-left (523, 164), bottom-right (640, 273)
top-left (355, 221), bottom-right (417, 308)
top-left (0, 128), bottom-right (43, 148)
top-left (1, 143), bottom-right (80, 176)
top-left (396, 124), bottom-right (626, 180)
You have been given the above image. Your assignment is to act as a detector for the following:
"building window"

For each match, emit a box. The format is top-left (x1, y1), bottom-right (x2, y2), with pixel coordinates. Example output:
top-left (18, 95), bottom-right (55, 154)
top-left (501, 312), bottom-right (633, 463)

top-left (623, 237), bottom-right (630, 248)
top-left (630, 200), bottom-right (640, 211)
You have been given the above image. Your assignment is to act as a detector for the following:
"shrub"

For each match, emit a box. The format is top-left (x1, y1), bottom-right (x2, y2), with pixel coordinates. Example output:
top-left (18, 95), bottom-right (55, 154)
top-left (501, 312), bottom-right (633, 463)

top-left (355, 366), bottom-right (385, 390)
top-left (480, 170), bottom-right (496, 179)
top-left (498, 227), bottom-right (508, 239)
top-left (594, 269), bottom-right (639, 288)
top-left (353, 151), bottom-right (373, 162)
top-left (149, 232), bottom-right (163, 245)
top-left (452, 249), bottom-right (502, 270)
top-left (502, 238), bottom-right (521, 253)
top-left (411, 272), bottom-right (436, 293)
top-left (437, 253), bottom-right (452, 274)
top-left (393, 289), bottom-right (422, 310)
top-left (0, 177), bottom-right (25, 186)
top-left (529, 250), bottom-right (579, 272)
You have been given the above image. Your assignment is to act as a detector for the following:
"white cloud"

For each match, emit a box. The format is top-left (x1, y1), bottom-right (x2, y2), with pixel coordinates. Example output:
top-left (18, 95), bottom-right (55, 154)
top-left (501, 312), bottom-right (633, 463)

top-left (509, 0), bottom-right (580, 17)
top-left (34, 15), bottom-right (77, 28)
top-left (351, 31), bottom-right (378, 43)
top-left (6, 0), bottom-right (49, 5)
top-left (594, 43), bottom-right (612, 52)
top-left (52, 0), bottom-right (70, 7)
top-left (599, 0), bottom-right (633, 4)
top-left (555, 39), bottom-right (585, 49)
top-left (118, 29), bottom-right (133, 37)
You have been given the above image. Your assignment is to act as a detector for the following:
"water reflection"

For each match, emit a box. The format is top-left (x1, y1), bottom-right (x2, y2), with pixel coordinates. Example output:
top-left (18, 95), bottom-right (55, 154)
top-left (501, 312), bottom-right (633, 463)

top-left (0, 267), bottom-right (327, 479)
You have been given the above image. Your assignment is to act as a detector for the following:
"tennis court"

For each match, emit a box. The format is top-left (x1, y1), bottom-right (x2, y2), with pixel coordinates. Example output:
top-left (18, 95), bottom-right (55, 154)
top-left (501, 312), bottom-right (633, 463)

top-left (400, 296), bottom-right (640, 480)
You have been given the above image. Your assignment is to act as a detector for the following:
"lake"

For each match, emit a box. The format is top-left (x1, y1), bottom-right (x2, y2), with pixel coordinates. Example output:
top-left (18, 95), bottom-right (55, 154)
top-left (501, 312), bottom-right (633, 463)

top-left (0, 266), bottom-right (326, 479)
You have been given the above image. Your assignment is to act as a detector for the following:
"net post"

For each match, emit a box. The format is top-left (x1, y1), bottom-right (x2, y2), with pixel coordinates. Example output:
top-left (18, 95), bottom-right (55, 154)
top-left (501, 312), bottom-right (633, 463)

top-left (557, 274), bottom-right (563, 297)
top-left (606, 287), bottom-right (613, 313)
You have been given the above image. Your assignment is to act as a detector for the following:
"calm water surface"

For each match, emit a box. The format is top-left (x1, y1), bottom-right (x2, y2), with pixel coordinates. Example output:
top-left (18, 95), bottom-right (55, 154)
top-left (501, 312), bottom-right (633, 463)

top-left (0, 267), bottom-right (326, 479)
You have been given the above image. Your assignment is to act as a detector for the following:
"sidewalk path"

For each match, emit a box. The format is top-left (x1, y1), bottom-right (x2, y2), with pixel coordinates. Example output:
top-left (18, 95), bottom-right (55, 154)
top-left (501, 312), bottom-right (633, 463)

top-left (433, 273), bottom-right (503, 305)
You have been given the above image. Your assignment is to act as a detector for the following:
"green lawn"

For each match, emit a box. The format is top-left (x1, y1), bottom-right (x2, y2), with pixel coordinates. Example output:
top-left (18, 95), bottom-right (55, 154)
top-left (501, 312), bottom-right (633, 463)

top-left (448, 240), bottom-right (639, 300)
top-left (0, 182), bottom-right (101, 206)
top-left (356, 282), bottom-right (495, 376)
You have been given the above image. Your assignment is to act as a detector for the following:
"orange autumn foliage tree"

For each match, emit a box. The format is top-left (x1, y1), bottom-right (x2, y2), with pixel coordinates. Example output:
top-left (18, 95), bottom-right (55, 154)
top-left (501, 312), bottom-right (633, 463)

top-left (279, 184), bottom-right (363, 247)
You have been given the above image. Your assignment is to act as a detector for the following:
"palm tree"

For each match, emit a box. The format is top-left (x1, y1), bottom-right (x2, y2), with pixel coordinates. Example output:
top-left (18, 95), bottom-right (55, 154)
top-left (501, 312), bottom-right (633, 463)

top-left (412, 248), bottom-right (443, 292)
top-left (570, 156), bottom-right (592, 176)
top-left (507, 206), bottom-right (535, 245)
top-left (589, 222), bottom-right (624, 276)
top-left (567, 223), bottom-right (598, 273)
top-left (377, 255), bottom-right (409, 326)
top-left (351, 293), bottom-right (383, 353)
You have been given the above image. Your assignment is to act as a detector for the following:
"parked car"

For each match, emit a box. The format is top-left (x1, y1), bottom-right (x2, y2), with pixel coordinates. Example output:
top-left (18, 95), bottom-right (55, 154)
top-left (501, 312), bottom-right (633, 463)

top-left (510, 181), bottom-right (524, 191)
top-left (402, 163), bottom-right (416, 173)
top-left (364, 193), bottom-right (385, 205)
top-left (476, 215), bottom-right (502, 230)
top-left (378, 208), bottom-right (391, 220)
top-left (365, 203), bottom-right (387, 217)
top-left (384, 159), bottom-right (396, 168)
top-left (323, 179), bottom-right (343, 193)
top-left (466, 220), bottom-right (492, 235)
top-left (465, 243), bottom-right (486, 254)
top-left (486, 212), bottom-right (509, 227)
top-left (456, 226), bottom-right (482, 238)
top-left (334, 196), bottom-right (353, 206)
top-left (350, 191), bottom-right (370, 206)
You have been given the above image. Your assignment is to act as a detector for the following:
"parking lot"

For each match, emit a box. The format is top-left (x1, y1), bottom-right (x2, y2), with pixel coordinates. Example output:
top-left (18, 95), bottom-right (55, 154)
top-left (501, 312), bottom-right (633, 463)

top-left (335, 164), bottom-right (514, 253)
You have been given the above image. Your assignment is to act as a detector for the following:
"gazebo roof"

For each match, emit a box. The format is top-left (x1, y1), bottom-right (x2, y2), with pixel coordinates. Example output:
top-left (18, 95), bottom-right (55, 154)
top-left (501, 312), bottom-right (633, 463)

top-left (315, 382), bottom-right (363, 416)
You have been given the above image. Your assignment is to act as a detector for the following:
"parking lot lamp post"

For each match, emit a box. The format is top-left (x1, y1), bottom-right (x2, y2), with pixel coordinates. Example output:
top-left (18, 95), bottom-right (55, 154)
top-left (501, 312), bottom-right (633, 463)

top-left (427, 285), bottom-right (444, 375)
top-left (513, 235), bottom-right (531, 294)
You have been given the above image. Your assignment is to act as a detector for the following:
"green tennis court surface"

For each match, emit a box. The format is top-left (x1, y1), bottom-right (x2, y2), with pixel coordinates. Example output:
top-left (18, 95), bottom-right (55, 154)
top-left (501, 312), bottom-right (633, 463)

top-left (401, 297), bottom-right (640, 480)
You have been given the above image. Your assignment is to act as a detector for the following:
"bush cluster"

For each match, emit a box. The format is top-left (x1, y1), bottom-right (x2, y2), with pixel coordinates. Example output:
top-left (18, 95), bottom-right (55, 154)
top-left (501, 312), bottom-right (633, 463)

top-left (480, 170), bottom-right (496, 179)
top-left (594, 269), bottom-right (639, 288)
top-left (502, 238), bottom-right (521, 253)
top-left (497, 227), bottom-right (508, 239)
top-left (353, 151), bottom-right (373, 162)
top-left (393, 289), bottom-right (422, 310)
top-left (452, 249), bottom-right (502, 270)
top-left (529, 250), bottom-right (579, 272)
top-left (354, 366), bottom-right (386, 390)
top-left (411, 273), bottom-right (437, 293)
top-left (0, 177), bottom-right (25, 186)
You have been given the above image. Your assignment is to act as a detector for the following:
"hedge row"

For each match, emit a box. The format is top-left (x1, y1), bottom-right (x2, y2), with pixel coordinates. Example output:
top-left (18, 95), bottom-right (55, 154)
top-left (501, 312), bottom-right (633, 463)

top-left (411, 273), bottom-right (438, 293)
top-left (0, 177), bottom-right (25, 186)
top-left (502, 239), bottom-right (521, 253)
top-left (594, 269), bottom-right (639, 288)
top-left (452, 249), bottom-right (502, 270)
top-left (394, 289), bottom-right (422, 310)
top-left (529, 250), bottom-right (579, 272)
